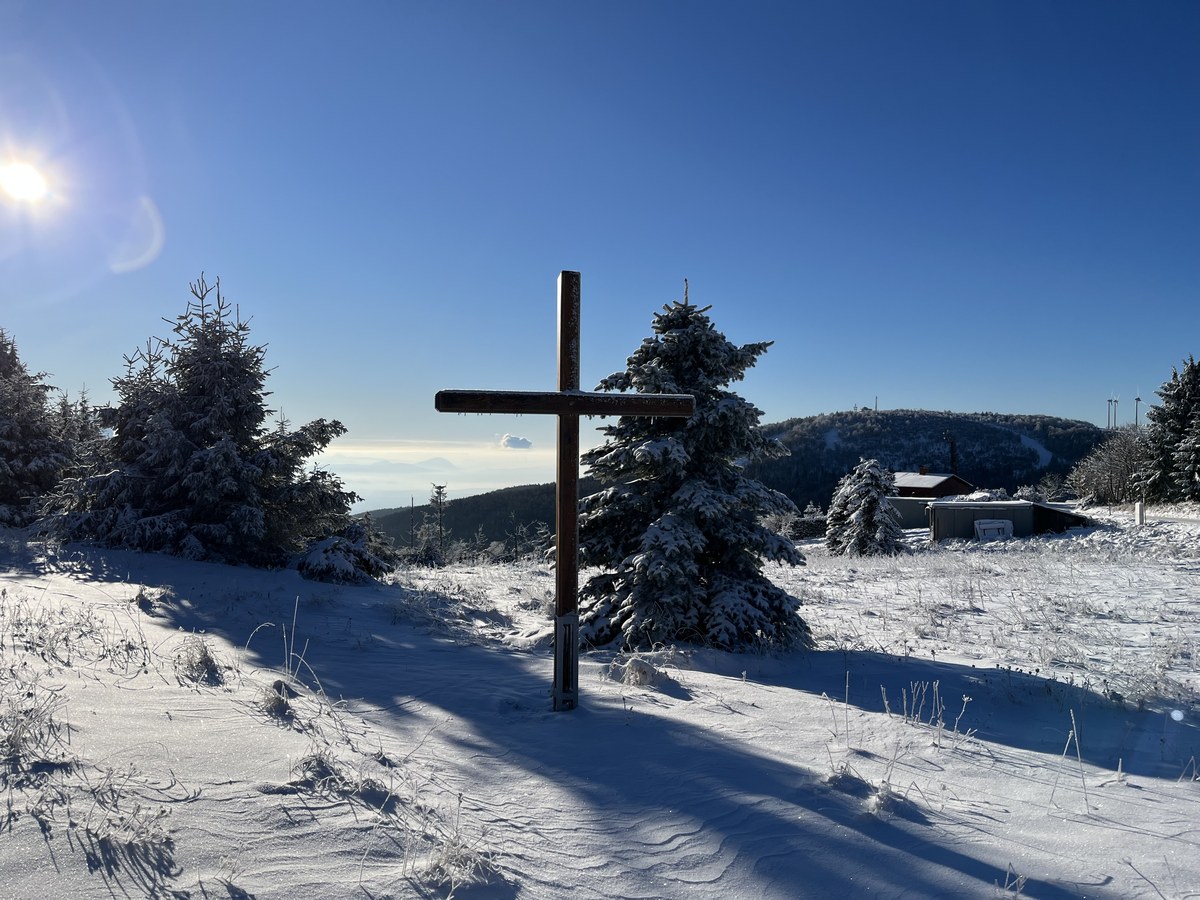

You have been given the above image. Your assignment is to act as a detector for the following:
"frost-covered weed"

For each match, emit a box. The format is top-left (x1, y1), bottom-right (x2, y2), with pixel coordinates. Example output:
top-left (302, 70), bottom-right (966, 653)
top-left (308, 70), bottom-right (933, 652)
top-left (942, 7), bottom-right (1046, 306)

top-left (82, 764), bottom-right (174, 850)
top-left (284, 734), bottom-right (500, 897)
top-left (418, 790), bottom-right (501, 897)
top-left (995, 864), bottom-right (1027, 895)
top-left (173, 634), bottom-right (223, 684)
top-left (0, 589), bottom-right (152, 677)
top-left (383, 571), bottom-right (512, 642)
top-left (0, 669), bottom-right (72, 774)
top-left (258, 681), bottom-right (295, 721)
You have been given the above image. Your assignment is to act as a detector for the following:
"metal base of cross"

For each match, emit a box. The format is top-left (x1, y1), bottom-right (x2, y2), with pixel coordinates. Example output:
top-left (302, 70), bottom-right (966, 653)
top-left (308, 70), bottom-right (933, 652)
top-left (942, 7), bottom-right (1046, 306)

top-left (552, 613), bottom-right (579, 711)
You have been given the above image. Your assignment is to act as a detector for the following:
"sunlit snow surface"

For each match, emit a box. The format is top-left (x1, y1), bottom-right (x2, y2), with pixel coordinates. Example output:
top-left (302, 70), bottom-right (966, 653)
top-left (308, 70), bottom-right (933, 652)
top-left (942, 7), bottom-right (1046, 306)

top-left (1, 505), bottom-right (1197, 898)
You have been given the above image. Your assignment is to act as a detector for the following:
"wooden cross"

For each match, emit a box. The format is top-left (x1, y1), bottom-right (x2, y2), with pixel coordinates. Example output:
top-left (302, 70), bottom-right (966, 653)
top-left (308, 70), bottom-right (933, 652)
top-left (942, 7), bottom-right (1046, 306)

top-left (435, 271), bottom-right (695, 710)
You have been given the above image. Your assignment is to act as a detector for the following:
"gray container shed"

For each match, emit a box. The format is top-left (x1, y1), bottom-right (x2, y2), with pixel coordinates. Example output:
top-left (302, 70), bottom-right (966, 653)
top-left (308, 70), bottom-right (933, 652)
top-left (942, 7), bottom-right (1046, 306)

top-left (888, 496), bottom-right (935, 529)
top-left (928, 500), bottom-right (1090, 541)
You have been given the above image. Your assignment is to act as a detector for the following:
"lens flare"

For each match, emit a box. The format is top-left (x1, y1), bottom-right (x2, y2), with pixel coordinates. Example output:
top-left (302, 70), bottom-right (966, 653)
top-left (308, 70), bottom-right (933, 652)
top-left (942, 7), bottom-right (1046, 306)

top-left (0, 162), bottom-right (49, 202)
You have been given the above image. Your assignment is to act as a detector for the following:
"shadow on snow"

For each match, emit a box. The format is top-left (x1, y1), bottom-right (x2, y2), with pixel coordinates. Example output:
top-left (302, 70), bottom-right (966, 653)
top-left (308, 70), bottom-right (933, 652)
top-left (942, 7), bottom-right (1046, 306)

top-left (8, 537), bottom-right (1196, 899)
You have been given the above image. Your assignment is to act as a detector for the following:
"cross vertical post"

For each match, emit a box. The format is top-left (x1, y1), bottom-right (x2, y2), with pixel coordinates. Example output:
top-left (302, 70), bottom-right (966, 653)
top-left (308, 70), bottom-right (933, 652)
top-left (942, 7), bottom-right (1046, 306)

top-left (434, 271), bottom-right (694, 711)
top-left (554, 271), bottom-right (582, 709)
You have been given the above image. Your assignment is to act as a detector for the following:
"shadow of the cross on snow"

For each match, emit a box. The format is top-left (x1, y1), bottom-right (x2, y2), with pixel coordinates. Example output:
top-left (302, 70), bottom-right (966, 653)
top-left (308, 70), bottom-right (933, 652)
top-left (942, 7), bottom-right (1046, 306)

top-left (410, 687), bottom-right (1101, 899)
top-left (18, 542), bottom-right (1186, 897)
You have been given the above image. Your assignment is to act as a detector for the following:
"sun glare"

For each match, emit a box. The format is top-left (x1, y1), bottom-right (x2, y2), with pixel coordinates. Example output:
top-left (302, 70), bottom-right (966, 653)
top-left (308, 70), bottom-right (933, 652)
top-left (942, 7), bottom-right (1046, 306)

top-left (1, 162), bottom-right (49, 203)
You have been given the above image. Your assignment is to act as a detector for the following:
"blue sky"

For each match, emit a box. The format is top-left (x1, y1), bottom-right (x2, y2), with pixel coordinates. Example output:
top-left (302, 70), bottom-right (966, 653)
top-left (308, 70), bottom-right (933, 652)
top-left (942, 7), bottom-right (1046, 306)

top-left (2, 1), bottom-right (1197, 510)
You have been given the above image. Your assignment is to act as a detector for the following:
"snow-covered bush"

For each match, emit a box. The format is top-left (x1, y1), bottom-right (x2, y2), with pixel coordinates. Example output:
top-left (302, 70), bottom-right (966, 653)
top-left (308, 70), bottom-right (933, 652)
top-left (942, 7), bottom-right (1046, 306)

top-left (1035, 472), bottom-right (1069, 502)
top-left (578, 287), bottom-right (808, 651)
top-left (825, 458), bottom-right (906, 557)
top-left (1014, 484), bottom-right (1046, 502)
top-left (761, 502), bottom-right (825, 542)
top-left (957, 488), bottom-right (1010, 502)
top-left (1067, 426), bottom-right (1141, 505)
top-left (297, 516), bottom-right (400, 584)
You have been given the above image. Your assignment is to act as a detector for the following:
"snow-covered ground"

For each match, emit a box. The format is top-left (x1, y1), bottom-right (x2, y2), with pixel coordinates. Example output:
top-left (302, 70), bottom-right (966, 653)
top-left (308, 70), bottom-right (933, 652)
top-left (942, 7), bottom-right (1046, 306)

top-left (1, 505), bottom-right (1198, 898)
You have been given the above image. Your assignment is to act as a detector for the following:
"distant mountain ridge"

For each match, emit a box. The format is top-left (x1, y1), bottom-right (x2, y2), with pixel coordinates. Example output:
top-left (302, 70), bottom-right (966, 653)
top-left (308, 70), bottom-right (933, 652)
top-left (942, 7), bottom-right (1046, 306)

top-left (369, 409), bottom-right (1104, 548)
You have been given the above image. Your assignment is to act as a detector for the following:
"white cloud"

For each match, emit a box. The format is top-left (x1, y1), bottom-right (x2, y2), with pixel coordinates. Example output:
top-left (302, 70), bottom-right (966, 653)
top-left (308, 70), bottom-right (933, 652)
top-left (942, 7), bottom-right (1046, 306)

top-left (499, 434), bottom-right (533, 449)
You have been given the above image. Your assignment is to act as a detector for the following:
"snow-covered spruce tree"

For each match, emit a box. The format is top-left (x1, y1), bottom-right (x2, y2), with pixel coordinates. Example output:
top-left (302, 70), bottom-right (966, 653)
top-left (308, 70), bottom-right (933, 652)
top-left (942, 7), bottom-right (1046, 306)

top-left (577, 290), bottom-right (807, 651)
top-left (397, 483), bottom-right (452, 567)
top-left (0, 329), bottom-right (68, 525)
top-left (825, 458), bottom-right (906, 557)
top-left (48, 336), bottom-right (177, 547)
top-left (1135, 356), bottom-right (1200, 503)
top-left (421, 483), bottom-right (450, 563)
top-left (52, 275), bottom-right (359, 566)
top-left (52, 388), bottom-right (106, 479)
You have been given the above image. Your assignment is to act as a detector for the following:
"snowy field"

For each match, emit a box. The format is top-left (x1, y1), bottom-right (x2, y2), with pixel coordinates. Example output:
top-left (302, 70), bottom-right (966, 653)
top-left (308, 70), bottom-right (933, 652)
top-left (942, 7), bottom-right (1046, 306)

top-left (1, 505), bottom-right (1198, 899)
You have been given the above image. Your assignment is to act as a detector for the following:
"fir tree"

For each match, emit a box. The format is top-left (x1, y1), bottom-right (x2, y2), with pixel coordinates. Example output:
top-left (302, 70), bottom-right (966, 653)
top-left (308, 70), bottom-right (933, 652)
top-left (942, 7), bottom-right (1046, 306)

top-left (407, 483), bottom-right (451, 566)
top-left (52, 389), bottom-right (106, 477)
top-left (1174, 418), bottom-right (1200, 501)
top-left (427, 483), bottom-right (449, 558)
top-left (1135, 357), bottom-right (1200, 502)
top-left (49, 275), bottom-right (358, 565)
top-left (0, 330), bottom-right (68, 525)
top-left (578, 287), bottom-right (807, 651)
top-left (825, 458), bottom-right (906, 556)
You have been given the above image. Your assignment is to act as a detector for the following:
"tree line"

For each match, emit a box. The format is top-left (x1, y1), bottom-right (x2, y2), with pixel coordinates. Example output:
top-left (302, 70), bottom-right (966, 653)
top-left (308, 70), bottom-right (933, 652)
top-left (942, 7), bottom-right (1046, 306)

top-left (1067, 356), bottom-right (1200, 506)
top-left (4, 273), bottom-right (1198, 650)
top-left (1, 275), bottom-right (810, 649)
top-left (2, 275), bottom-right (396, 583)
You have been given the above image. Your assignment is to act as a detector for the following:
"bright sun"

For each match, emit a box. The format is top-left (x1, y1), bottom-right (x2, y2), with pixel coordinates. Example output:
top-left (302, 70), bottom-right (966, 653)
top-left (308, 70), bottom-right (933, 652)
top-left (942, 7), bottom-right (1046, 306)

top-left (0, 162), bottom-right (49, 202)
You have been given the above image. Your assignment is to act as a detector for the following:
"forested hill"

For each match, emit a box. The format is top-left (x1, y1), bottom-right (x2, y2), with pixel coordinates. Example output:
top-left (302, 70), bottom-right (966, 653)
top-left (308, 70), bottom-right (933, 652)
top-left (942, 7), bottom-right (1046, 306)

top-left (370, 410), bottom-right (1104, 548)
top-left (371, 479), bottom-right (598, 553)
top-left (747, 409), bottom-right (1103, 511)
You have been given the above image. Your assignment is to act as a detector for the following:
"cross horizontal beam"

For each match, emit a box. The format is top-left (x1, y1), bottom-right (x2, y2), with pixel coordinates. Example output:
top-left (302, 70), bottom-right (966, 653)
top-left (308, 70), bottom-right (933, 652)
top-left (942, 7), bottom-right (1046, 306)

top-left (435, 389), bottom-right (695, 418)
